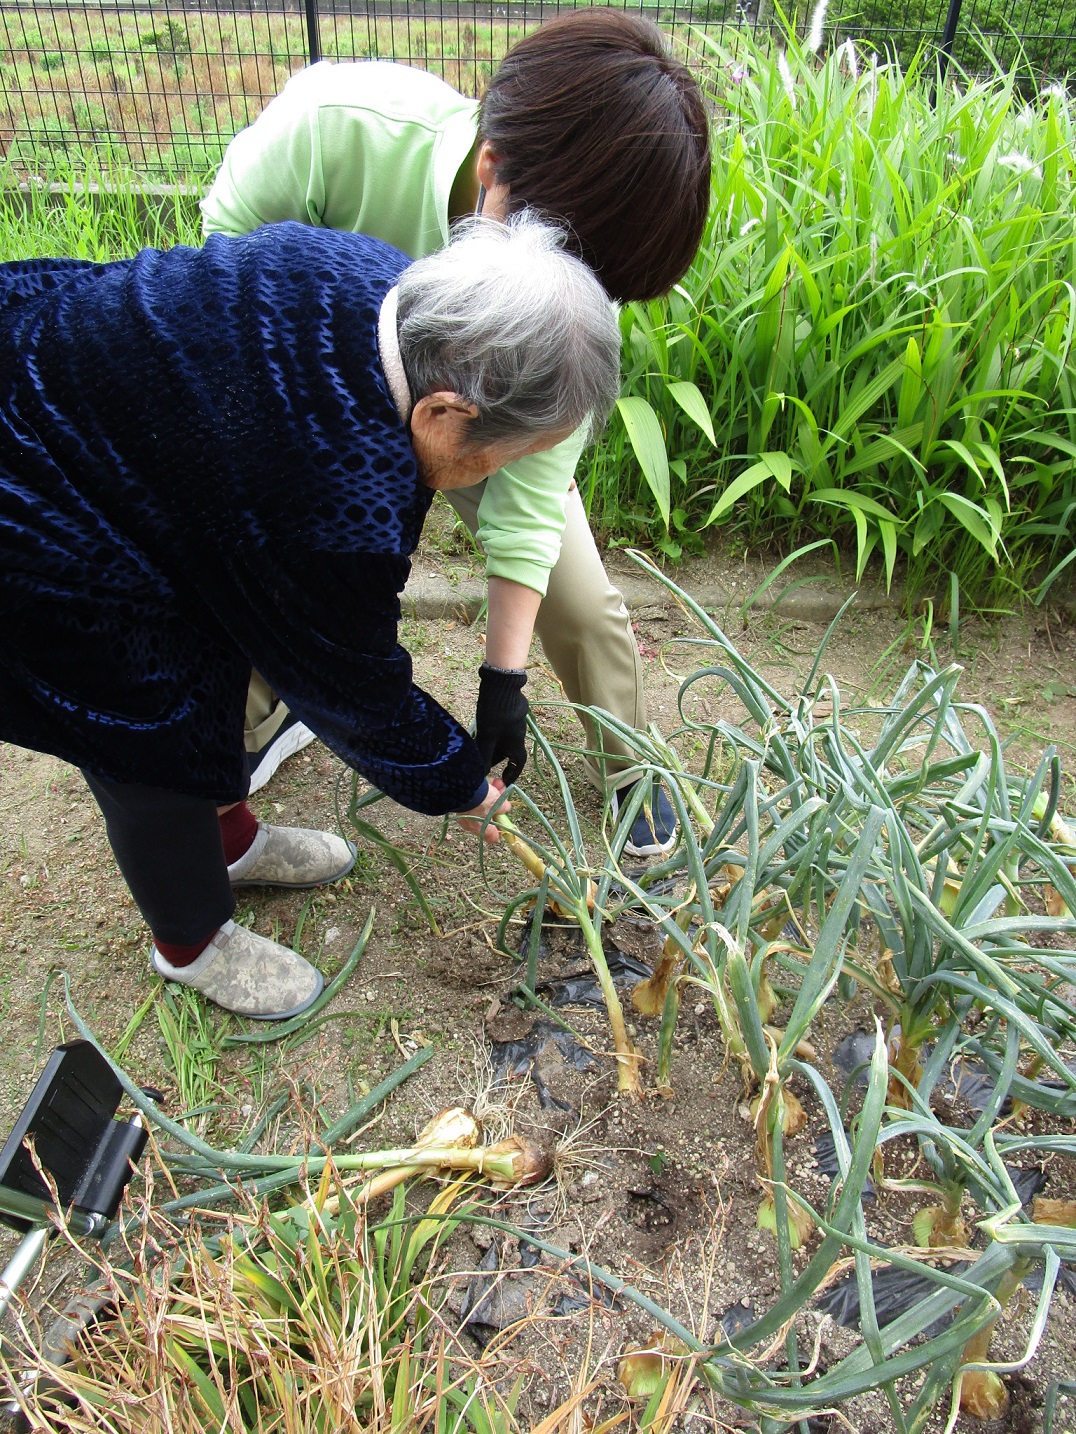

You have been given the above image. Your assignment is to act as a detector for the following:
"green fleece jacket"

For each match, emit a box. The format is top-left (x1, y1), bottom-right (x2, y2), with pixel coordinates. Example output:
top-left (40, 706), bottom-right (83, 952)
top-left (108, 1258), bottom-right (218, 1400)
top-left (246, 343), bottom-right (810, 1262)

top-left (202, 60), bottom-right (586, 596)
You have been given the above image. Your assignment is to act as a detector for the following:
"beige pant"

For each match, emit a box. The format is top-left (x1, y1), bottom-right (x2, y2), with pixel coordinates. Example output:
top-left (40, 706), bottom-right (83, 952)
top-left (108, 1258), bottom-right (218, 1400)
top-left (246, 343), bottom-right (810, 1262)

top-left (245, 483), bottom-right (646, 791)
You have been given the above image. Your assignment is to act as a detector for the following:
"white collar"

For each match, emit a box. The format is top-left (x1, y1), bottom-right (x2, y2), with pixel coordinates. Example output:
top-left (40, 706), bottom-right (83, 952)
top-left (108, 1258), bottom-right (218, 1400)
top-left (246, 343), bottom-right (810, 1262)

top-left (377, 286), bottom-right (412, 426)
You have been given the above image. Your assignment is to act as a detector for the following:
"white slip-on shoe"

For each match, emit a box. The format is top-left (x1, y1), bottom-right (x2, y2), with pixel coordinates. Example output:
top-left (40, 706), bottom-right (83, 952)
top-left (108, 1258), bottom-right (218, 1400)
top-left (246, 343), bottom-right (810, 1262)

top-left (228, 824), bottom-right (357, 889)
top-left (151, 921), bottom-right (323, 1020)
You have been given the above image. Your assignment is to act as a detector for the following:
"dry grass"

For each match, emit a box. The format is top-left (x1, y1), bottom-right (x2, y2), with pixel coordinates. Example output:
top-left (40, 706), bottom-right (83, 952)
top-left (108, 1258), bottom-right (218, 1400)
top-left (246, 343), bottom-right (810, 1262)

top-left (0, 1130), bottom-right (745, 1434)
top-left (2, 1167), bottom-right (555, 1431)
top-left (0, 10), bottom-right (526, 175)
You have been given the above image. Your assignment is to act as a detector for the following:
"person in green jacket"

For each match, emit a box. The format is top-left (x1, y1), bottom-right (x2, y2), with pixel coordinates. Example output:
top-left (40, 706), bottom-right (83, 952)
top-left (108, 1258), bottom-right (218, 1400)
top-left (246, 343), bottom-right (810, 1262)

top-left (202, 9), bottom-right (712, 855)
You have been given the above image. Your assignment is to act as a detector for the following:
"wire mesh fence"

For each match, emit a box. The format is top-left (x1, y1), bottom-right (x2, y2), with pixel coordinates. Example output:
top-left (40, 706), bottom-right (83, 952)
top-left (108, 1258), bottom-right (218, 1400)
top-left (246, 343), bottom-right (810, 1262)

top-left (1, 0), bottom-right (1073, 178)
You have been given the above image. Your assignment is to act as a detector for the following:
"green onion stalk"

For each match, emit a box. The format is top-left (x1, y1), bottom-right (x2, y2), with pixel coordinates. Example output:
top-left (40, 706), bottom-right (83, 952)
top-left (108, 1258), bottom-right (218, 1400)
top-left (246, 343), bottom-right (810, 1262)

top-left (495, 814), bottom-right (642, 1100)
top-left (753, 1039), bottom-right (812, 1249)
top-left (1031, 791), bottom-right (1076, 917)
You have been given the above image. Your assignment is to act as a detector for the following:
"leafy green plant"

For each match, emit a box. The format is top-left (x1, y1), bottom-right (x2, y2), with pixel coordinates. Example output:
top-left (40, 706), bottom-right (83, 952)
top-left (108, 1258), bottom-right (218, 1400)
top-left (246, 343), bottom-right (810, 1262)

top-left (138, 19), bottom-right (190, 56)
top-left (587, 28), bottom-right (1076, 612)
top-left (154, 983), bottom-right (229, 1131)
top-left (587, 298), bottom-right (719, 557)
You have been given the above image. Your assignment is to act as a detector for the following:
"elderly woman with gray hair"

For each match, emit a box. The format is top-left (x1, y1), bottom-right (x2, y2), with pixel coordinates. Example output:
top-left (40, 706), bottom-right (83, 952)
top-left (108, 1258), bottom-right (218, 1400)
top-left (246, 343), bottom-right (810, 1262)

top-left (0, 214), bottom-right (620, 1019)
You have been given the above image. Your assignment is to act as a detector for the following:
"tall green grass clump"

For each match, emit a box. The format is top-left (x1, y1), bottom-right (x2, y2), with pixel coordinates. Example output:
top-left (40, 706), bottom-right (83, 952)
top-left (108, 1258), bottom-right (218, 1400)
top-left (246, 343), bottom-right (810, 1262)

top-left (0, 158), bottom-right (203, 262)
top-left (593, 24), bottom-right (1076, 610)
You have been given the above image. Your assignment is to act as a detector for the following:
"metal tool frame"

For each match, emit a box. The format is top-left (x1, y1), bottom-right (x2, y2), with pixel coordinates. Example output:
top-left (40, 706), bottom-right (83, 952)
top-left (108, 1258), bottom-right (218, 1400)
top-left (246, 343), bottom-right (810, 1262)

top-left (0, 1040), bottom-right (147, 1329)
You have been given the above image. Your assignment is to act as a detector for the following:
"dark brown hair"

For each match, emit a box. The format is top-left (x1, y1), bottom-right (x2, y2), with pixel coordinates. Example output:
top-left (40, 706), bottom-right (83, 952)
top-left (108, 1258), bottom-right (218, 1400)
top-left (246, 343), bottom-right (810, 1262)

top-left (479, 10), bottom-right (712, 303)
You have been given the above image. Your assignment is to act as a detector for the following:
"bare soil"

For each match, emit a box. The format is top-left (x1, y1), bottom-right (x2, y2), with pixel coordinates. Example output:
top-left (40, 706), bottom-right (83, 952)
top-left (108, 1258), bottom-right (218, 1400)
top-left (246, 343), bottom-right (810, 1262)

top-left (2, 511), bottom-right (1075, 1431)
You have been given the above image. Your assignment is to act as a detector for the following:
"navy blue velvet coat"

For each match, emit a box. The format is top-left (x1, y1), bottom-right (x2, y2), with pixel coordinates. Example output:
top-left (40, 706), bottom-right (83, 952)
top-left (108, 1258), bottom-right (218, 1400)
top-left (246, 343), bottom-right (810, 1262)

top-left (0, 223), bottom-right (487, 813)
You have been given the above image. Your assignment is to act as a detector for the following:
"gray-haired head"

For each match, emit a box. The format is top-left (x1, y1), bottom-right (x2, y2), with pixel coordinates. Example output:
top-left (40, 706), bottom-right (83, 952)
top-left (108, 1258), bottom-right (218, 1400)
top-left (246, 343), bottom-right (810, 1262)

top-left (395, 213), bottom-right (621, 447)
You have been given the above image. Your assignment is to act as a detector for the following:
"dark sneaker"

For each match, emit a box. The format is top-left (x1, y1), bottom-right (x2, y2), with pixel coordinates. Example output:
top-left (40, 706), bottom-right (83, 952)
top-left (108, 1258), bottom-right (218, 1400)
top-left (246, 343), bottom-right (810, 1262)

top-left (246, 710), bottom-right (316, 794)
top-left (228, 824), bottom-right (357, 889)
top-left (151, 921), bottom-right (323, 1020)
top-left (611, 778), bottom-right (678, 857)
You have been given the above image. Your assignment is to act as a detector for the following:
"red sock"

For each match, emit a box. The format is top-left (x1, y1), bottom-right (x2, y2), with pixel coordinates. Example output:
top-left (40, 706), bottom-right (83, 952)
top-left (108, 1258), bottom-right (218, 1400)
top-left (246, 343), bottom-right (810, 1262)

top-left (219, 802), bottom-right (259, 865)
top-left (155, 933), bottom-right (215, 967)
top-left (154, 806), bottom-right (258, 968)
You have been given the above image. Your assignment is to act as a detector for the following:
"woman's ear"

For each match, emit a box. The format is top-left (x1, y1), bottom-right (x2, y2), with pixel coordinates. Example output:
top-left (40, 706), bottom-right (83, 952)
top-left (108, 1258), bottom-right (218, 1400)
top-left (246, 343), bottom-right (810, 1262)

top-left (474, 144), bottom-right (511, 221)
top-left (410, 393), bottom-right (482, 489)
top-left (410, 392), bottom-right (479, 442)
top-left (474, 141), bottom-right (503, 191)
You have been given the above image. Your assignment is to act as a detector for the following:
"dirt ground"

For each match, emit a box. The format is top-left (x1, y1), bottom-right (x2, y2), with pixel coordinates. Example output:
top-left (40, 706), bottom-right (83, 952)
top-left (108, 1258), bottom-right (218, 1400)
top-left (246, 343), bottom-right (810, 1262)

top-left (2, 509), bottom-right (1075, 1430)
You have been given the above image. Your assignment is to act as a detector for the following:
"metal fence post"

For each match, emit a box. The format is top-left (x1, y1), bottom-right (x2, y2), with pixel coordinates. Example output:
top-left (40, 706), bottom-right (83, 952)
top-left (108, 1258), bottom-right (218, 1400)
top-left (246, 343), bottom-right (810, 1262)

top-left (937, 0), bottom-right (963, 84)
top-left (304, 0), bottom-right (322, 66)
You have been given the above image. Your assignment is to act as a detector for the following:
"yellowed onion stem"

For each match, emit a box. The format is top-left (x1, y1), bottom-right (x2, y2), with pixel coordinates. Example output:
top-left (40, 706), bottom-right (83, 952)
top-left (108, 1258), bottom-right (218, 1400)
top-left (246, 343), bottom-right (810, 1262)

top-left (495, 817), bottom-right (595, 914)
top-left (496, 815), bottom-right (641, 1100)
top-left (326, 1139), bottom-right (550, 1185)
top-left (632, 930), bottom-right (684, 1018)
top-left (318, 1108), bottom-right (481, 1214)
top-left (337, 1137), bottom-right (552, 1209)
top-left (579, 907), bottom-right (643, 1099)
top-left (957, 1262), bottom-right (1027, 1420)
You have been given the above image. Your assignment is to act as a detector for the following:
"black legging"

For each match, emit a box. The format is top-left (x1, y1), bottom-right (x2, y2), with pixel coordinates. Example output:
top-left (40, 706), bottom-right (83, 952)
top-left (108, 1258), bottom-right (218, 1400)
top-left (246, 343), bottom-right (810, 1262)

top-left (82, 772), bottom-right (235, 945)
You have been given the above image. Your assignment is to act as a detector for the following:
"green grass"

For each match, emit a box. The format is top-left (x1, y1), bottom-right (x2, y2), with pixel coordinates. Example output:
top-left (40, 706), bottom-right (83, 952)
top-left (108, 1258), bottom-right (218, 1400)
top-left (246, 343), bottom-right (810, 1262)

top-left (590, 27), bottom-right (1076, 613)
top-left (0, 158), bottom-right (202, 259)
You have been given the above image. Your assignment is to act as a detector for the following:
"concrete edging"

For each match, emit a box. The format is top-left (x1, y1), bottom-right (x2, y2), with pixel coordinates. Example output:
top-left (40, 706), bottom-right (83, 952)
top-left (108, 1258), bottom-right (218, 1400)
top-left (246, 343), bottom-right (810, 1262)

top-left (401, 562), bottom-right (902, 627)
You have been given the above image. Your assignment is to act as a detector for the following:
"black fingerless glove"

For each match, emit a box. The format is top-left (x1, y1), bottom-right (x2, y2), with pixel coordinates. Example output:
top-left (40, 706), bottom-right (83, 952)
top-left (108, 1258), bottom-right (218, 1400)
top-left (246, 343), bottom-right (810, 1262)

top-left (474, 663), bottom-right (529, 785)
